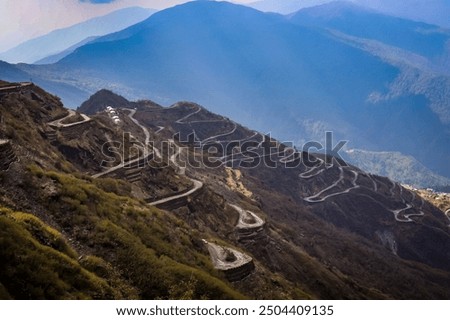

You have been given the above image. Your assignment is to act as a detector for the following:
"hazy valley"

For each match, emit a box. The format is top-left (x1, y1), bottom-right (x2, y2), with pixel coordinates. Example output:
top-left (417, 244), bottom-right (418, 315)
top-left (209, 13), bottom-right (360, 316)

top-left (1, 1), bottom-right (449, 187)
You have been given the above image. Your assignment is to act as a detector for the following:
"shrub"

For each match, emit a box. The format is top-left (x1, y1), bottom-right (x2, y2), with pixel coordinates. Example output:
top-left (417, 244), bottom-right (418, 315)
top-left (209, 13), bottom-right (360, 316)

top-left (0, 215), bottom-right (120, 299)
top-left (20, 168), bottom-right (245, 299)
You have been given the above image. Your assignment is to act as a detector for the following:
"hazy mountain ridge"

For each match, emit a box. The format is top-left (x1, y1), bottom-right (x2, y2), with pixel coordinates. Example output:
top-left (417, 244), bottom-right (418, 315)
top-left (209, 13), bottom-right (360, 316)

top-left (1, 0), bottom-right (449, 184)
top-left (34, 36), bottom-right (99, 65)
top-left (249, 0), bottom-right (450, 28)
top-left (289, 2), bottom-right (450, 68)
top-left (0, 7), bottom-right (155, 64)
top-left (0, 61), bottom-right (90, 107)
top-left (344, 149), bottom-right (450, 188)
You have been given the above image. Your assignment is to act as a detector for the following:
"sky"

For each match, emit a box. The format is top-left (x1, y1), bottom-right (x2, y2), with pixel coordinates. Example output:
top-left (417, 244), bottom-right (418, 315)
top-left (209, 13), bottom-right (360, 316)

top-left (0, 0), bottom-right (253, 52)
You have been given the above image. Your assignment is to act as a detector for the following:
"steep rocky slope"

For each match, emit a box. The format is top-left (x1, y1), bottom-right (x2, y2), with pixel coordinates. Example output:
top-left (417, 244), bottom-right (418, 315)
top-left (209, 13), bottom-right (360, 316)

top-left (0, 83), bottom-right (449, 299)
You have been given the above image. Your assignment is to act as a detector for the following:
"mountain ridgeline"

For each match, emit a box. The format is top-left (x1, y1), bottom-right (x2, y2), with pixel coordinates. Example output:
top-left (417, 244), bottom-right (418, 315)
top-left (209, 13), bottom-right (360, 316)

top-left (289, 1), bottom-right (450, 60)
top-left (0, 82), bottom-right (449, 299)
top-left (0, 7), bottom-right (155, 64)
top-left (249, 0), bottom-right (450, 28)
top-left (2, 1), bottom-right (449, 188)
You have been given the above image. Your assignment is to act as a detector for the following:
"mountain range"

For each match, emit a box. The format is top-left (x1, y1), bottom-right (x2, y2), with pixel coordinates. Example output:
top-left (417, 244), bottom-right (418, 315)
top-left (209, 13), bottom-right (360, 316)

top-left (0, 0), bottom-right (449, 188)
top-left (344, 149), bottom-right (450, 188)
top-left (0, 6), bottom-right (155, 64)
top-left (249, 0), bottom-right (450, 28)
top-left (288, 2), bottom-right (450, 63)
top-left (0, 82), bottom-right (449, 299)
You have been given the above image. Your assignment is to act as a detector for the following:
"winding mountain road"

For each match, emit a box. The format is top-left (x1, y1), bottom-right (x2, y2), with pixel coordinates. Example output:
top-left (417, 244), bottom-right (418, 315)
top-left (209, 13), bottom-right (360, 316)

top-left (298, 157), bottom-right (326, 179)
top-left (175, 105), bottom-right (202, 124)
top-left (401, 196), bottom-right (425, 221)
top-left (298, 158), bottom-right (426, 223)
top-left (304, 167), bottom-right (361, 203)
top-left (124, 108), bottom-right (163, 159)
top-left (174, 104), bottom-right (240, 145)
top-left (148, 179), bottom-right (203, 206)
top-left (213, 132), bottom-right (264, 163)
top-left (203, 240), bottom-right (253, 271)
top-left (201, 123), bottom-right (238, 144)
top-left (130, 108), bottom-right (204, 207)
top-left (383, 189), bottom-right (424, 223)
top-left (369, 174), bottom-right (378, 192)
top-left (92, 154), bottom-right (151, 179)
top-left (93, 108), bottom-right (156, 178)
top-left (48, 110), bottom-right (91, 128)
top-left (230, 204), bottom-right (265, 229)
top-left (173, 106), bottom-right (317, 168)
top-left (145, 136), bottom-right (203, 206)
top-left (168, 138), bottom-right (185, 175)
top-left (93, 103), bottom-right (430, 226)
top-left (124, 109), bottom-right (150, 146)
top-left (91, 107), bottom-right (203, 206)
top-left (0, 82), bottom-right (32, 92)
top-left (388, 180), bottom-right (397, 196)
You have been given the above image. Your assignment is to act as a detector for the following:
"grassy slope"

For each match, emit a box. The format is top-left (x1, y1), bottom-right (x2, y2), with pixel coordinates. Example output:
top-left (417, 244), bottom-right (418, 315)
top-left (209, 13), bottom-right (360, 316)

top-left (0, 208), bottom-right (123, 299)
top-left (0, 165), bottom-right (246, 300)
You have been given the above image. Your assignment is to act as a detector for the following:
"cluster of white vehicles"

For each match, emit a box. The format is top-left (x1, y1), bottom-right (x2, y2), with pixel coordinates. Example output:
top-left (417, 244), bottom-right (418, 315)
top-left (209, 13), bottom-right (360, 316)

top-left (106, 106), bottom-right (121, 124)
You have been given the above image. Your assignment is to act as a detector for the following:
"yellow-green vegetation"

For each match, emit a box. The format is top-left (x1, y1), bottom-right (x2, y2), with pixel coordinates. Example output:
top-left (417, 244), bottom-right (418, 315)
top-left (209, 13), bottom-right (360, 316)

top-left (0, 209), bottom-right (122, 299)
top-left (21, 165), bottom-right (245, 299)
top-left (414, 188), bottom-right (450, 213)
top-left (4, 209), bottom-right (77, 259)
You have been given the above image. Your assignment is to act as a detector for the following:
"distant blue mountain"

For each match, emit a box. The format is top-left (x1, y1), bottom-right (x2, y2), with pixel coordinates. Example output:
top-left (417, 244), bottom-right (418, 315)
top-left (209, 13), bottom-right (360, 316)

top-left (0, 7), bottom-right (155, 64)
top-left (289, 1), bottom-right (450, 60)
top-left (249, 0), bottom-right (450, 28)
top-left (9, 1), bottom-right (450, 182)
top-left (34, 36), bottom-right (99, 65)
top-left (249, 0), bottom-right (329, 14)
top-left (0, 61), bottom-right (89, 106)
